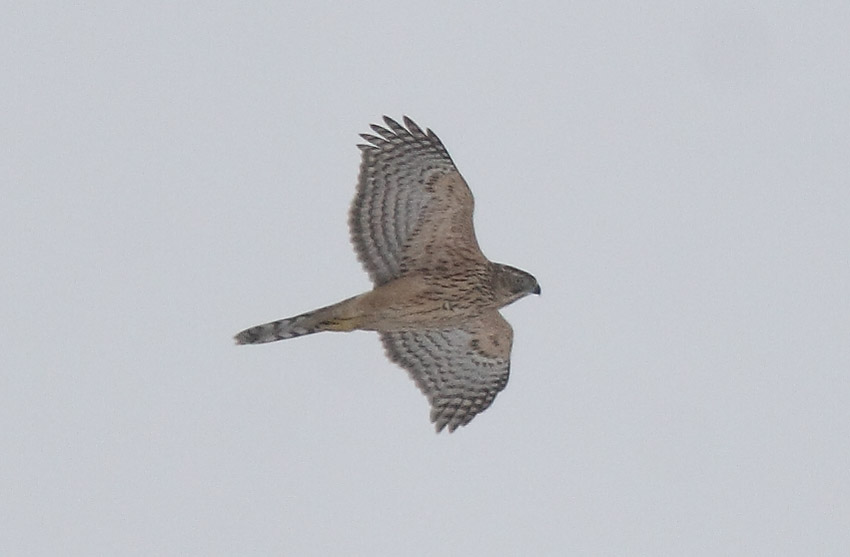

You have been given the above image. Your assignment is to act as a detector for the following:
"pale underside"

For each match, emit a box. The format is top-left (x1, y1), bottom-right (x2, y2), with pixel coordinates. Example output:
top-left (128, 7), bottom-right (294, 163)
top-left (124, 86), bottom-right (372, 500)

top-left (350, 116), bottom-right (514, 432)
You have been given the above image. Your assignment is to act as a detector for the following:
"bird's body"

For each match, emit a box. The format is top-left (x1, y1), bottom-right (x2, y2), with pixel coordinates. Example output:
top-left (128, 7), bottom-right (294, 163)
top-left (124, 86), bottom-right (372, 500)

top-left (235, 116), bottom-right (539, 432)
top-left (236, 262), bottom-right (524, 340)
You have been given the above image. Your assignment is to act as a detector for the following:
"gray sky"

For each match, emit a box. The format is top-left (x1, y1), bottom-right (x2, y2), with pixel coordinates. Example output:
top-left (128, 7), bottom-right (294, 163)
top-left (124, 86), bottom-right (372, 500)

top-left (2, 2), bottom-right (849, 555)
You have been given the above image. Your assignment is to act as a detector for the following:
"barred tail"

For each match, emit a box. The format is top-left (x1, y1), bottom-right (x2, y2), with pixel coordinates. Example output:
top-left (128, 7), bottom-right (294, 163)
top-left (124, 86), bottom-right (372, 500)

top-left (234, 298), bottom-right (363, 345)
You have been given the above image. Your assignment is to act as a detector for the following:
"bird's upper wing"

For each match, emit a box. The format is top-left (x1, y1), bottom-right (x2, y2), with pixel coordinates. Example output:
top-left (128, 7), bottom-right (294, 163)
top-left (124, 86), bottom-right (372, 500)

top-left (380, 311), bottom-right (513, 432)
top-left (350, 116), bottom-right (487, 286)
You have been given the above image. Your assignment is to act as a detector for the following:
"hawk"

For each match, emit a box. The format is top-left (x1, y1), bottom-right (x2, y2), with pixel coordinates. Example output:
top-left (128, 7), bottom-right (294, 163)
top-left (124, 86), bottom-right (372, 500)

top-left (235, 116), bottom-right (540, 432)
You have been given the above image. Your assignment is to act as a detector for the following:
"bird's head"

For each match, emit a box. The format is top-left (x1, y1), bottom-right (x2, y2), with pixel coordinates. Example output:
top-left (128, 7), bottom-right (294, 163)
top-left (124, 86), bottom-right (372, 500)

top-left (492, 263), bottom-right (540, 306)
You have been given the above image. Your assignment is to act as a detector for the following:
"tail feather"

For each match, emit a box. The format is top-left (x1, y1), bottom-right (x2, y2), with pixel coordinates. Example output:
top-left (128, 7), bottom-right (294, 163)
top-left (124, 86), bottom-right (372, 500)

top-left (234, 298), bottom-right (363, 345)
top-left (234, 309), bottom-right (325, 345)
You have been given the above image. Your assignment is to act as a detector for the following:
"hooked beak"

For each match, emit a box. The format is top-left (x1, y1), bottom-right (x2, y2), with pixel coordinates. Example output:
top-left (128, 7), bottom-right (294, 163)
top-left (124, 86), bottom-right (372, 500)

top-left (532, 283), bottom-right (541, 295)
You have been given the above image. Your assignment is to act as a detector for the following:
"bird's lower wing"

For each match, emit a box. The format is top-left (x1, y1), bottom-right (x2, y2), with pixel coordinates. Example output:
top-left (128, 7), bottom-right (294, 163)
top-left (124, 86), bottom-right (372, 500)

top-left (380, 311), bottom-right (513, 432)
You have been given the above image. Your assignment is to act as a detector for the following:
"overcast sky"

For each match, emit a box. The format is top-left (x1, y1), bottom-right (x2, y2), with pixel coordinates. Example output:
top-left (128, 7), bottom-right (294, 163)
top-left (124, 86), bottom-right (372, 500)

top-left (2, 2), bottom-right (849, 555)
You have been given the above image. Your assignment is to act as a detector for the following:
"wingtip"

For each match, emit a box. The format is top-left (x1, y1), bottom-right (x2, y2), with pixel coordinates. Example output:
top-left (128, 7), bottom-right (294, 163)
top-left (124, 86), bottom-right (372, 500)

top-left (382, 115), bottom-right (407, 134)
top-left (359, 133), bottom-right (385, 147)
top-left (431, 410), bottom-right (453, 433)
top-left (403, 115), bottom-right (425, 136)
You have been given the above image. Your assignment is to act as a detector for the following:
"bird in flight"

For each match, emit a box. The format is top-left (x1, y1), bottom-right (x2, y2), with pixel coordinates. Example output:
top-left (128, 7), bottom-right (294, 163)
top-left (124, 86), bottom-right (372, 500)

top-left (235, 116), bottom-right (539, 432)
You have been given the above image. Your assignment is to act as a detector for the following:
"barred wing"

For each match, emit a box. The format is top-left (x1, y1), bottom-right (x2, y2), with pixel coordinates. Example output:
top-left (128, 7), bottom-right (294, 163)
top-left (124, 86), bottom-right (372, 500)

top-left (380, 311), bottom-right (513, 432)
top-left (349, 116), bottom-right (486, 286)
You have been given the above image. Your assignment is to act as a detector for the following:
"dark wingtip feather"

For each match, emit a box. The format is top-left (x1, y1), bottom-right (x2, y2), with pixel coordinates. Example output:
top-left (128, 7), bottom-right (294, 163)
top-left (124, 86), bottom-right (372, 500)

top-left (403, 115), bottom-right (423, 135)
top-left (382, 115), bottom-right (406, 134)
top-left (370, 123), bottom-right (394, 139)
top-left (359, 133), bottom-right (385, 146)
